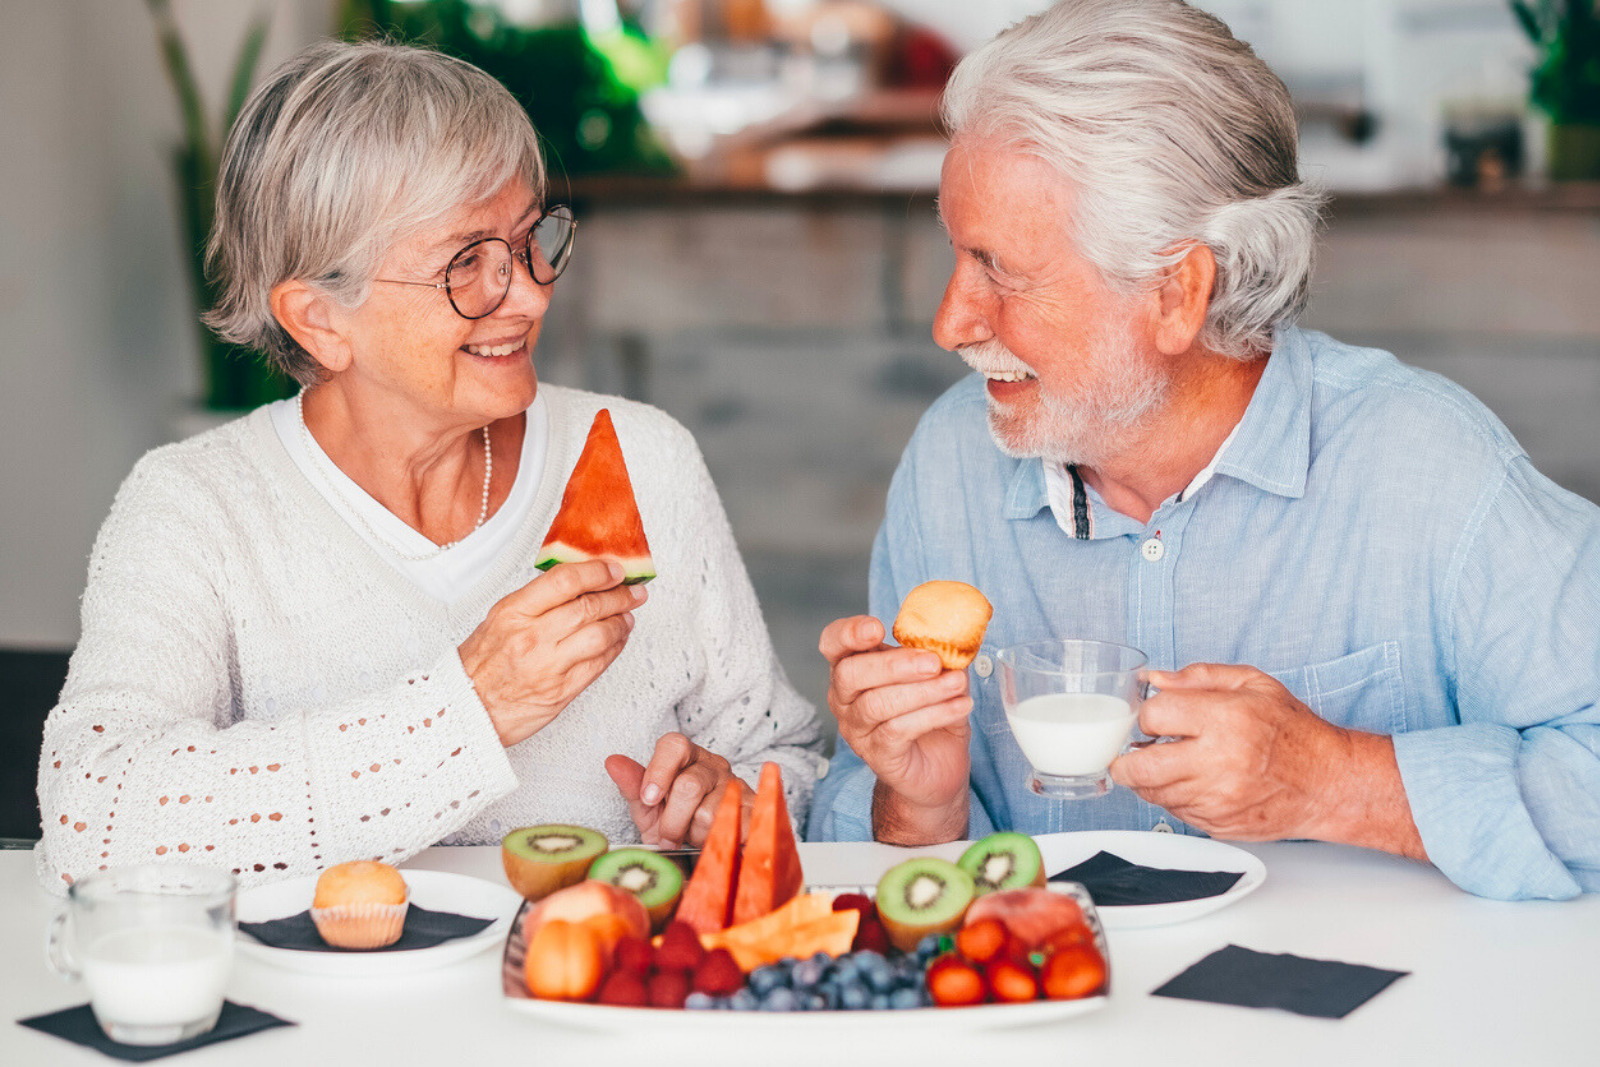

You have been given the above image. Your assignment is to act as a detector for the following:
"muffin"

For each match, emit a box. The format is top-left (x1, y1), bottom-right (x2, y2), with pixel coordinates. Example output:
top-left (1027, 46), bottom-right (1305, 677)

top-left (892, 580), bottom-right (994, 671)
top-left (310, 860), bottom-right (409, 949)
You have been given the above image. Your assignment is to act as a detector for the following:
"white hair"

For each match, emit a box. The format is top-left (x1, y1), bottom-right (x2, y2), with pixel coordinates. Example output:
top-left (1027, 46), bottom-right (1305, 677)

top-left (204, 40), bottom-right (547, 385)
top-left (941, 0), bottom-right (1326, 359)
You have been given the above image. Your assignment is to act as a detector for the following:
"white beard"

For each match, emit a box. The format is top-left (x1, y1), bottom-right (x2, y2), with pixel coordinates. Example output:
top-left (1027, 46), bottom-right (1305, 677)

top-left (961, 326), bottom-right (1169, 468)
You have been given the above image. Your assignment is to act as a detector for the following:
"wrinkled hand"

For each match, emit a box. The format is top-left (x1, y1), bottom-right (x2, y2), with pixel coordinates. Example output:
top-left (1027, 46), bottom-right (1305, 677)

top-left (460, 559), bottom-right (645, 747)
top-left (605, 733), bottom-right (753, 848)
top-left (1109, 663), bottom-right (1351, 841)
top-left (821, 615), bottom-right (972, 842)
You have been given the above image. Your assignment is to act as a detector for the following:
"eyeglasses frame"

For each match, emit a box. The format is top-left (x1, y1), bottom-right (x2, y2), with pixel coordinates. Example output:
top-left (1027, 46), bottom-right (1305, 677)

top-left (373, 205), bottom-right (577, 320)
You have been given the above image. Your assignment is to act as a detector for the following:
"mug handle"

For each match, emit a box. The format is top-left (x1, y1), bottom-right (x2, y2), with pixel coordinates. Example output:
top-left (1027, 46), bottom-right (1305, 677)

top-left (1128, 680), bottom-right (1176, 748)
top-left (44, 907), bottom-right (80, 981)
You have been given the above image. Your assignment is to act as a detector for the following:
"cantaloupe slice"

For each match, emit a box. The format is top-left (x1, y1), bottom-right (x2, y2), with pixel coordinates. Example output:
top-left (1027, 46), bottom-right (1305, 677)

top-left (707, 909), bottom-right (860, 972)
top-left (730, 762), bottom-right (804, 926)
top-left (536, 408), bottom-right (655, 584)
top-left (673, 782), bottom-right (743, 935)
top-left (698, 892), bottom-right (834, 954)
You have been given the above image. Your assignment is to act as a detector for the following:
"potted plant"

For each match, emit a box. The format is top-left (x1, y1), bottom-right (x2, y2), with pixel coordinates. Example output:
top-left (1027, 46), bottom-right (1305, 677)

top-left (1512, 0), bottom-right (1600, 179)
top-left (145, 0), bottom-right (294, 413)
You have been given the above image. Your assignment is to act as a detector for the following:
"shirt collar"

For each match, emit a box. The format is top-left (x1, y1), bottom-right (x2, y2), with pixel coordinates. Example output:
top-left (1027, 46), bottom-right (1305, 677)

top-left (1001, 326), bottom-right (1313, 524)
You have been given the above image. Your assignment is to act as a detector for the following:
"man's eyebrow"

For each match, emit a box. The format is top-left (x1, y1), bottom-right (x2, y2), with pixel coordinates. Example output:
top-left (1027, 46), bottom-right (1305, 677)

top-left (933, 199), bottom-right (1006, 273)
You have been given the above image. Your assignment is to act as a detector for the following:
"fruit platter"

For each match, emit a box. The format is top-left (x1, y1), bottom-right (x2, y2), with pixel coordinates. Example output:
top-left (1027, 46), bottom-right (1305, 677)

top-left (497, 764), bottom-right (1111, 1028)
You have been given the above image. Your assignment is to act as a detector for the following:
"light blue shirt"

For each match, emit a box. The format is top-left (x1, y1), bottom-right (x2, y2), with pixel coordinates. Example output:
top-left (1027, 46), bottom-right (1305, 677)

top-left (807, 328), bottom-right (1600, 901)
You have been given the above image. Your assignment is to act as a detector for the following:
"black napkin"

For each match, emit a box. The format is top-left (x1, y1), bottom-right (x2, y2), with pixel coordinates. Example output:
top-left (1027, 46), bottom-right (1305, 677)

top-left (1151, 944), bottom-right (1408, 1019)
top-left (1050, 850), bottom-right (1244, 906)
top-left (17, 1001), bottom-right (293, 1062)
top-left (238, 903), bottom-right (493, 952)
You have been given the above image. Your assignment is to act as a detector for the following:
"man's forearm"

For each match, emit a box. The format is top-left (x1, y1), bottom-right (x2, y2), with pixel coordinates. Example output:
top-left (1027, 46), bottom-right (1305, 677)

top-left (1311, 729), bottom-right (1429, 862)
top-left (871, 779), bottom-right (969, 846)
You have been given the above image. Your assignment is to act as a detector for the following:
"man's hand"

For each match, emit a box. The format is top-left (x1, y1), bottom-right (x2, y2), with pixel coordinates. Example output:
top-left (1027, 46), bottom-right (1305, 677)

top-left (605, 733), bottom-right (753, 848)
top-left (1110, 663), bottom-right (1425, 859)
top-left (821, 615), bottom-right (972, 845)
top-left (460, 560), bottom-right (644, 747)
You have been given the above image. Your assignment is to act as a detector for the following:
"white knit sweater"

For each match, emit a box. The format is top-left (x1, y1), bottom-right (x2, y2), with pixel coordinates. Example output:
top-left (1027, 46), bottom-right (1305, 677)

top-left (37, 386), bottom-right (822, 891)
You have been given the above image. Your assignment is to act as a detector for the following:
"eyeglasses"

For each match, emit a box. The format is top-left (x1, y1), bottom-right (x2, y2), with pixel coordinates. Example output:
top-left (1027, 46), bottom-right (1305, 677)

top-left (374, 205), bottom-right (576, 319)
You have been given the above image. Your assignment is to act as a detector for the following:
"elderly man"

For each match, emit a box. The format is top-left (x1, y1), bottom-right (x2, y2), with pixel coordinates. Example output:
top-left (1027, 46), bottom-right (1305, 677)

top-left (807, 0), bottom-right (1600, 901)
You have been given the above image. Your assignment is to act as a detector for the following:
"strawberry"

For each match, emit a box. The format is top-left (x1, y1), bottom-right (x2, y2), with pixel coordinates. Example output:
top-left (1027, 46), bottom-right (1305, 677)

top-left (852, 915), bottom-right (891, 954)
top-left (647, 968), bottom-right (692, 1009)
top-left (986, 958), bottom-right (1040, 1003)
top-left (955, 917), bottom-right (1008, 964)
top-left (692, 947), bottom-right (745, 997)
top-left (1041, 944), bottom-right (1107, 1001)
top-left (595, 969), bottom-right (648, 1007)
top-left (612, 935), bottom-right (653, 978)
top-left (926, 952), bottom-right (986, 1007)
top-left (831, 893), bottom-right (874, 915)
top-left (654, 921), bottom-right (705, 972)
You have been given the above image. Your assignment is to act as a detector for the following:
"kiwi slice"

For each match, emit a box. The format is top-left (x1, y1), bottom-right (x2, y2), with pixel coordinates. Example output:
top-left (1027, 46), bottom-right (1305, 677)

top-left (958, 832), bottom-right (1046, 894)
top-left (874, 857), bottom-right (976, 953)
top-left (501, 824), bottom-right (608, 902)
top-left (588, 848), bottom-right (685, 932)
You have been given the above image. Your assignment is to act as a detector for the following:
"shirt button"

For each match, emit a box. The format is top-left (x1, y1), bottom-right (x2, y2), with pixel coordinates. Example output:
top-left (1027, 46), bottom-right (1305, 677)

top-left (1140, 537), bottom-right (1165, 562)
top-left (973, 654), bottom-right (994, 679)
top-left (1153, 820), bottom-right (1174, 833)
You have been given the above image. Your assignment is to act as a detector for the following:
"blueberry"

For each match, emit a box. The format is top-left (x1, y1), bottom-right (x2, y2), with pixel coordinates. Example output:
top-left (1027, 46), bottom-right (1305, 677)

top-left (888, 988), bottom-right (922, 1010)
top-left (832, 956), bottom-right (860, 983)
top-left (804, 993), bottom-right (827, 1011)
top-left (684, 992), bottom-right (715, 1011)
top-left (915, 934), bottom-right (942, 961)
top-left (761, 987), bottom-right (800, 1012)
top-left (748, 966), bottom-right (785, 997)
top-left (793, 957), bottom-right (827, 988)
top-left (839, 986), bottom-right (870, 1010)
top-left (864, 965), bottom-right (897, 994)
top-left (869, 993), bottom-right (891, 1011)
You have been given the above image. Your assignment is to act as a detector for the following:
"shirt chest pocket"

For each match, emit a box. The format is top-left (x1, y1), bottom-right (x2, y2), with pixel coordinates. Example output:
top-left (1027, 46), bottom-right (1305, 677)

top-left (1264, 641), bottom-right (1406, 736)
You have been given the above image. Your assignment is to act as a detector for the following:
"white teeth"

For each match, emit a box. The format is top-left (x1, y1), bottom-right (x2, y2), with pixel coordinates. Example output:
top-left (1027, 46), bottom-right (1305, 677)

top-left (465, 340), bottom-right (524, 358)
top-left (982, 369), bottom-right (1033, 383)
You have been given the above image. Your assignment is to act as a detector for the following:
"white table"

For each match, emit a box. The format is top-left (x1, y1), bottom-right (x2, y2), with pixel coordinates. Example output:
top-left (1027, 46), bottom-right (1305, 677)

top-left (3, 838), bottom-right (1593, 1066)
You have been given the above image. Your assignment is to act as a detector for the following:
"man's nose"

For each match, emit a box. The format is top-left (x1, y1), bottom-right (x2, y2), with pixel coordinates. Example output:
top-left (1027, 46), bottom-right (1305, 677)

top-left (932, 266), bottom-right (993, 352)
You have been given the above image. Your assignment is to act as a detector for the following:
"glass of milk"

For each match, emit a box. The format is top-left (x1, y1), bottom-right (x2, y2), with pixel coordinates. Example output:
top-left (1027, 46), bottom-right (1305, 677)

top-left (996, 639), bottom-right (1148, 799)
top-left (46, 865), bottom-right (236, 1045)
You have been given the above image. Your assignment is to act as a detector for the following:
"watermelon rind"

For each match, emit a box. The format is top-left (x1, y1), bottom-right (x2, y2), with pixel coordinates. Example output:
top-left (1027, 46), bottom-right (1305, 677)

top-left (535, 541), bottom-right (655, 585)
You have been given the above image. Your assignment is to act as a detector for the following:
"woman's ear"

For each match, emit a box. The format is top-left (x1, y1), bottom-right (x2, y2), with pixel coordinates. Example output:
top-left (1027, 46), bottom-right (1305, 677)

top-left (1149, 243), bottom-right (1217, 356)
top-left (270, 281), bottom-right (352, 375)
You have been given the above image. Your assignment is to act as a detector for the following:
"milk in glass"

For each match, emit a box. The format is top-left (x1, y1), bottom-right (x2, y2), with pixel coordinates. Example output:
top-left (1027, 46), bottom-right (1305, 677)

top-left (1005, 693), bottom-right (1137, 776)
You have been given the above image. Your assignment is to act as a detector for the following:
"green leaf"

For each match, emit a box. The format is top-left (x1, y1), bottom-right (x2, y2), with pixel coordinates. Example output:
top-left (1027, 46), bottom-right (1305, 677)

top-left (144, 0), bottom-right (212, 178)
top-left (225, 10), bottom-right (272, 135)
top-left (1509, 1), bottom-right (1542, 43)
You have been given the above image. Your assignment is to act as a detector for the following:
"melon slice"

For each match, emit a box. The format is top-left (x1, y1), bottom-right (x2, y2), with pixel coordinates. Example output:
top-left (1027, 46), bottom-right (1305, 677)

top-left (535, 408), bottom-right (655, 584)
top-left (673, 782), bottom-right (743, 935)
top-left (729, 762), bottom-right (804, 926)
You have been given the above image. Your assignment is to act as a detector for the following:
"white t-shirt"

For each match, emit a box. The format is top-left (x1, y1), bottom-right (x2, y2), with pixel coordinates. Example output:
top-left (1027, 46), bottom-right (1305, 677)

top-left (268, 393), bottom-right (548, 603)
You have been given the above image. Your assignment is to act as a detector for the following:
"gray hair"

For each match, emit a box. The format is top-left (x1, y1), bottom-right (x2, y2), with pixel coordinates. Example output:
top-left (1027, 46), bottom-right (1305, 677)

top-left (204, 39), bottom-right (546, 385)
top-left (941, 0), bottom-right (1325, 358)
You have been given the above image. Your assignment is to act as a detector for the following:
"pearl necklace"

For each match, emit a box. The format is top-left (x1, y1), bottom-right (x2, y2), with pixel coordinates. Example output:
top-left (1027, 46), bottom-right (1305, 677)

top-left (296, 391), bottom-right (492, 561)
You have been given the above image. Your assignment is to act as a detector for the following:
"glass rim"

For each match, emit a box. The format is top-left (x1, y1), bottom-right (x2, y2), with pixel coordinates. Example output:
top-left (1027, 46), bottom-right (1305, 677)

top-left (67, 863), bottom-right (236, 902)
top-left (994, 638), bottom-right (1148, 678)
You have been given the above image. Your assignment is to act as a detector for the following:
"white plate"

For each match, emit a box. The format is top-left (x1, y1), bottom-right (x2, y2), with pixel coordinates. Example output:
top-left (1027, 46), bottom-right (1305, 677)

top-left (236, 869), bottom-right (522, 976)
top-left (502, 885), bottom-right (1109, 1029)
top-left (1032, 831), bottom-right (1265, 929)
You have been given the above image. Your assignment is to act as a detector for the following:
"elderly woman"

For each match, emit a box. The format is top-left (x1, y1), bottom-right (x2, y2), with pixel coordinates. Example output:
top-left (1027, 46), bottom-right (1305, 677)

top-left (37, 40), bottom-right (821, 889)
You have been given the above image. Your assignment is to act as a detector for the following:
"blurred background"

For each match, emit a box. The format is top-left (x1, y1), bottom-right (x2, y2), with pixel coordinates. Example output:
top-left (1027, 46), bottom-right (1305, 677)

top-left (3, 0), bottom-right (1598, 840)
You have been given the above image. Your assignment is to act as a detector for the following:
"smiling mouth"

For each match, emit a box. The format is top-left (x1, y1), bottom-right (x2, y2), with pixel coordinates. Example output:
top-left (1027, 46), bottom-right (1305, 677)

top-left (463, 336), bottom-right (529, 359)
top-left (977, 369), bottom-right (1034, 383)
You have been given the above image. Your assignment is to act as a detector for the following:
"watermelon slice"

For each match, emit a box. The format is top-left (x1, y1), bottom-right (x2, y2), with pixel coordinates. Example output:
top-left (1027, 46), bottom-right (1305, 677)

top-left (535, 408), bottom-right (655, 584)
top-left (674, 782), bottom-right (744, 935)
top-left (729, 762), bottom-right (804, 926)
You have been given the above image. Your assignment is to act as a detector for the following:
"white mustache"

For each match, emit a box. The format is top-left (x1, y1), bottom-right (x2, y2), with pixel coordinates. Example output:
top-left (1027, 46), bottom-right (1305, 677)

top-left (959, 339), bottom-right (1033, 377)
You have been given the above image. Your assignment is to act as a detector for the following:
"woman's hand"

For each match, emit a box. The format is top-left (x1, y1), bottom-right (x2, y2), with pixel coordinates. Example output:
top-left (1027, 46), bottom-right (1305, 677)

top-left (459, 559), bottom-right (645, 747)
top-left (605, 733), bottom-right (754, 848)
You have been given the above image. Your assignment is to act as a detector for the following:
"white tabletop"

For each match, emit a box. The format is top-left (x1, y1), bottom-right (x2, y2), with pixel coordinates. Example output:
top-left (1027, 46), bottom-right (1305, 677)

top-left (3, 838), bottom-right (1592, 1066)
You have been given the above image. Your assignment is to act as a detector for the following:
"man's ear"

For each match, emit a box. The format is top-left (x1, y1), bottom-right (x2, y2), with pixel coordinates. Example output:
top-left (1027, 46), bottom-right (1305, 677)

top-left (1149, 243), bottom-right (1216, 356)
top-left (269, 280), bottom-right (352, 375)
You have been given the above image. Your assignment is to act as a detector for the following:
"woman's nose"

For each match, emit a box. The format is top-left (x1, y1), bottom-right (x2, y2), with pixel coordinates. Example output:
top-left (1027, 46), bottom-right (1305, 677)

top-left (499, 250), bottom-right (553, 320)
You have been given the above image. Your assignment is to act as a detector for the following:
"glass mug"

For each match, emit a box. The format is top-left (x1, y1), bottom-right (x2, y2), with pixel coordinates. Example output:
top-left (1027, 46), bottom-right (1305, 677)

top-left (46, 865), bottom-right (236, 1045)
top-left (995, 639), bottom-right (1149, 800)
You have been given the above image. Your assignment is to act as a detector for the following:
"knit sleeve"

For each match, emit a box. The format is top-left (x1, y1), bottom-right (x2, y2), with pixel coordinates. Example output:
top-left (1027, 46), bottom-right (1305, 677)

top-left (661, 425), bottom-right (825, 827)
top-left (36, 454), bottom-right (518, 892)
